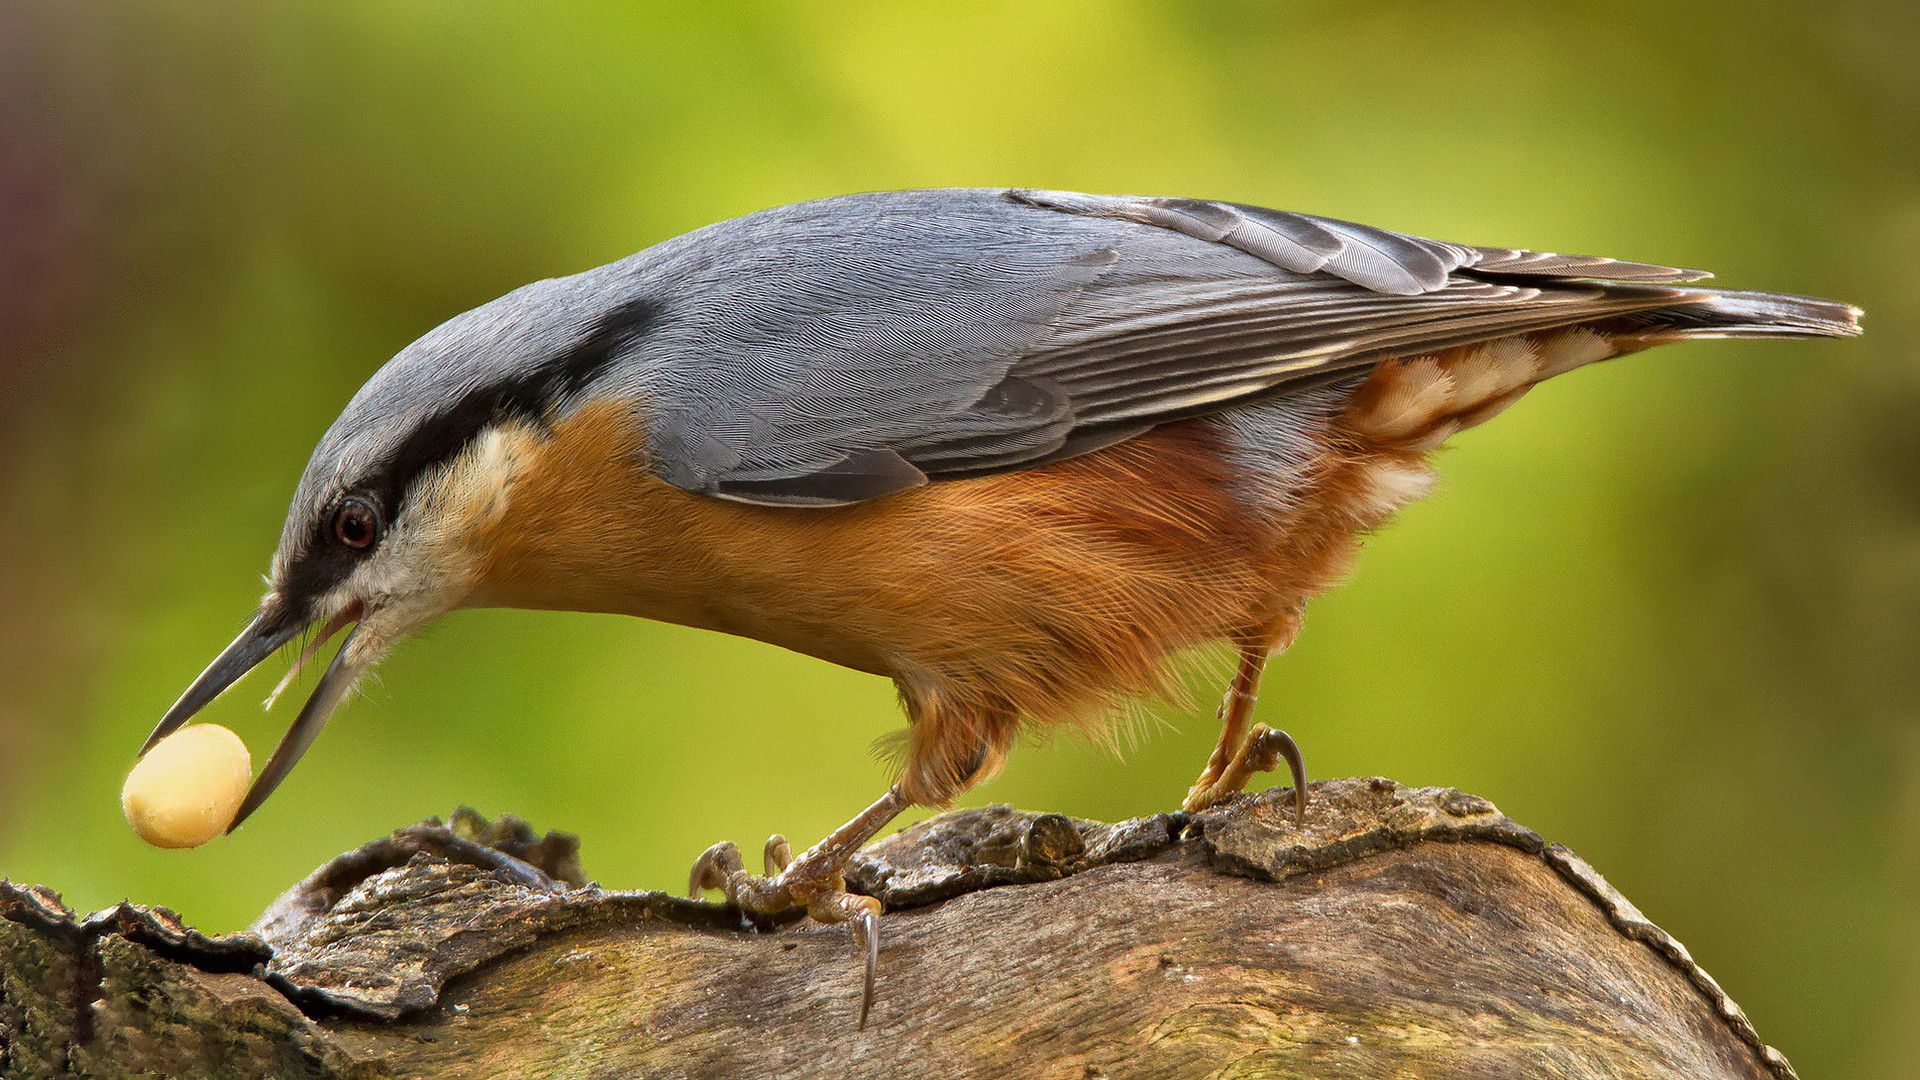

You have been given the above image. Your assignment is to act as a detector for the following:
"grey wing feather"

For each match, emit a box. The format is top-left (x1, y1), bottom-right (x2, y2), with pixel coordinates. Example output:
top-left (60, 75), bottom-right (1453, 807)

top-left (598, 188), bottom-right (1817, 507)
top-left (1008, 189), bottom-right (1711, 294)
top-left (592, 191), bottom-right (1116, 505)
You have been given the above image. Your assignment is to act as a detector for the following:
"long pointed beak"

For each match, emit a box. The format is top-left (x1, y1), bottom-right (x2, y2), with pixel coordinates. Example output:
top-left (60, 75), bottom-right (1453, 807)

top-left (142, 605), bottom-right (309, 755)
top-left (142, 598), bottom-right (373, 833)
top-left (228, 624), bottom-right (370, 831)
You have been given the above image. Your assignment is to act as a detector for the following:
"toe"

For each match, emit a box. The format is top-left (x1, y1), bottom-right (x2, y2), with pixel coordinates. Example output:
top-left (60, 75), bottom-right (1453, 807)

top-left (763, 834), bottom-right (793, 876)
top-left (689, 841), bottom-right (744, 898)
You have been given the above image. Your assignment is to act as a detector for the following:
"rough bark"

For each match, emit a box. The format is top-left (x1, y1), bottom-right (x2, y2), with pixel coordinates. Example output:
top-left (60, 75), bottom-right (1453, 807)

top-left (0, 778), bottom-right (1796, 1080)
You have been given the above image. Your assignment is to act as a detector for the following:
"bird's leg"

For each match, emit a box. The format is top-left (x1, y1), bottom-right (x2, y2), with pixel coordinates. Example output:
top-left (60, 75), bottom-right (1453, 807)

top-left (689, 785), bottom-right (909, 1027)
top-left (1192, 723), bottom-right (1308, 819)
top-left (1186, 644), bottom-right (1266, 800)
top-left (1182, 640), bottom-right (1309, 819)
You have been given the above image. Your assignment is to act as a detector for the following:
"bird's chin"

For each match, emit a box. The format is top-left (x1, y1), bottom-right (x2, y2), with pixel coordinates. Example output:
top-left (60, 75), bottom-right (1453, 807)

top-left (264, 599), bottom-right (363, 709)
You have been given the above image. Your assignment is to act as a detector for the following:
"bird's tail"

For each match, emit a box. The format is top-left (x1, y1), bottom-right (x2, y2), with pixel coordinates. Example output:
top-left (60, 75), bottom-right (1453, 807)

top-left (1617, 288), bottom-right (1862, 342)
top-left (1326, 285), bottom-right (1861, 458)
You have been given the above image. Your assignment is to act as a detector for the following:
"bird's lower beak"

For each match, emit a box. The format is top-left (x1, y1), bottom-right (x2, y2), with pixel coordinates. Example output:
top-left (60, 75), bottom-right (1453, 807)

top-left (141, 598), bottom-right (369, 832)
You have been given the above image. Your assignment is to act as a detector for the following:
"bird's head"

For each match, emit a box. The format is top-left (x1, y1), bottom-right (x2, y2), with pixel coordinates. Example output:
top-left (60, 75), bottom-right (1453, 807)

top-left (139, 274), bottom-right (658, 830)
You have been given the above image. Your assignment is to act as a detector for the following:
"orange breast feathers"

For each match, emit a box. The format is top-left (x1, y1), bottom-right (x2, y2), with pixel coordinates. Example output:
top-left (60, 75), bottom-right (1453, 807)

top-left (464, 330), bottom-right (1621, 803)
top-left (469, 399), bottom-right (1277, 700)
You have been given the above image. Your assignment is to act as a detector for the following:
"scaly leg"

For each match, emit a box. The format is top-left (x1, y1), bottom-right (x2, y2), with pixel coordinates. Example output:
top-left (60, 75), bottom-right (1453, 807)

top-left (689, 785), bottom-right (908, 1028)
top-left (1183, 640), bottom-right (1309, 819)
top-left (1185, 644), bottom-right (1266, 801)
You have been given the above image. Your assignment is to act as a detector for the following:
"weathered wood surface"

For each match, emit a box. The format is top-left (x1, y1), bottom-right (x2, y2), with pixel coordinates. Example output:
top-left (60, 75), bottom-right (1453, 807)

top-left (0, 778), bottom-right (1795, 1079)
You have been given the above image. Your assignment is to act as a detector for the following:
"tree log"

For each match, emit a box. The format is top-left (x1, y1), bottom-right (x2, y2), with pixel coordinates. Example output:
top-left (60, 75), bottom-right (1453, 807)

top-left (0, 778), bottom-right (1796, 1079)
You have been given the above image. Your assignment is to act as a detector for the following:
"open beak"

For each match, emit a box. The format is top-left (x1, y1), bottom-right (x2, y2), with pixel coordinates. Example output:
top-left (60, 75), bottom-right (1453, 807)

top-left (140, 597), bottom-right (369, 832)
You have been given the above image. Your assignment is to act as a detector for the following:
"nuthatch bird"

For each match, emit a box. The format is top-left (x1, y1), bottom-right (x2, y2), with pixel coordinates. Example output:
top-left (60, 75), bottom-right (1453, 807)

top-left (142, 188), bottom-right (1859, 1023)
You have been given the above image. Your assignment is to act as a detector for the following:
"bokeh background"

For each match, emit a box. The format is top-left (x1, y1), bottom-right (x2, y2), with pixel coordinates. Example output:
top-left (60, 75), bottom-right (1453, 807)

top-left (3, 3), bottom-right (1916, 1075)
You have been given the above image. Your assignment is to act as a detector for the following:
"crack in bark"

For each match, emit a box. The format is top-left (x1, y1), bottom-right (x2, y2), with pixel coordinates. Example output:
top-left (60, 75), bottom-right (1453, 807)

top-left (0, 882), bottom-right (104, 1066)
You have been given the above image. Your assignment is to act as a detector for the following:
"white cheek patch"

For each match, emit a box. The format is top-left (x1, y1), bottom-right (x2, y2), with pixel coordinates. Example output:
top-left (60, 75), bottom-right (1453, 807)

top-left (461, 427), bottom-right (528, 522)
top-left (421, 424), bottom-right (532, 542)
top-left (336, 422), bottom-right (537, 634)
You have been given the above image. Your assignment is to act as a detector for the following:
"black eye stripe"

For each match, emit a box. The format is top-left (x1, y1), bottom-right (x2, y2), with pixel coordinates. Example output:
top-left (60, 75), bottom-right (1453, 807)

top-left (354, 295), bottom-right (658, 525)
top-left (278, 295), bottom-right (657, 606)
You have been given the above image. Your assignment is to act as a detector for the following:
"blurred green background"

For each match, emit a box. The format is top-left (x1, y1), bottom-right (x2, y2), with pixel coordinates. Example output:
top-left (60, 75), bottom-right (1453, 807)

top-left (2, 3), bottom-right (1915, 1075)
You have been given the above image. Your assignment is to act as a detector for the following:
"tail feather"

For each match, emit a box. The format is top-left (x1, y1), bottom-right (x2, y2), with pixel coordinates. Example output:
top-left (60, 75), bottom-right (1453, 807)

top-left (1624, 288), bottom-right (1863, 341)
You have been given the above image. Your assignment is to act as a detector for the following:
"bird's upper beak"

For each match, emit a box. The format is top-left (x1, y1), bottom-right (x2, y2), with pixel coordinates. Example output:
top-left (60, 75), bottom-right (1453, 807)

top-left (140, 595), bottom-right (368, 832)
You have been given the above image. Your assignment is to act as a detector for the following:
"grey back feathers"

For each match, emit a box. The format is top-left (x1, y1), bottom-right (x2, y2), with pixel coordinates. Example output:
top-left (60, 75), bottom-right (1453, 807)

top-left (286, 187), bottom-right (1862, 544)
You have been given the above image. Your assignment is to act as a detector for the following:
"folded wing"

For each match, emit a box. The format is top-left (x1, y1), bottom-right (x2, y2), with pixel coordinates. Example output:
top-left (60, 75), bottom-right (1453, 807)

top-left (626, 189), bottom-right (1852, 506)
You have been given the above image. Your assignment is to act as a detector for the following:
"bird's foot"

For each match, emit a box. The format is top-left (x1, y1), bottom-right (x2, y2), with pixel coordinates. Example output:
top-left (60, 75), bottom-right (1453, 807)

top-left (1182, 722), bottom-right (1308, 819)
top-left (690, 835), bottom-right (882, 1026)
top-left (688, 787), bottom-right (906, 1028)
top-left (688, 833), bottom-right (882, 928)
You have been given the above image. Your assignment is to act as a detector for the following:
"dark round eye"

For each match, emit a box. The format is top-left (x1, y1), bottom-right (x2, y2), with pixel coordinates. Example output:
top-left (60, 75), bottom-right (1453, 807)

top-left (331, 497), bottom-right (380, 551)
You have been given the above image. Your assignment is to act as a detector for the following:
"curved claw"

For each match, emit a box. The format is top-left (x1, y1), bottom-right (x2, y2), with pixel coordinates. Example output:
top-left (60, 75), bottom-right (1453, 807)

top-left (797, 890), bottom-right (883, 1028)
top-left (682, 790), bottom-right (907, 1027)
top-left (1244, 724), bottom-right (1309, 823)
top-left (851, 907), bottom-right (879, 1030)
top-left (764, 834), bottom-right (793, 876)
top-left (689, 840), bottom-right (744, 899)
top-left (690, 842), bottom-right (798, 915)
top-left (1184, 722), bottom-right (1311, 818)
